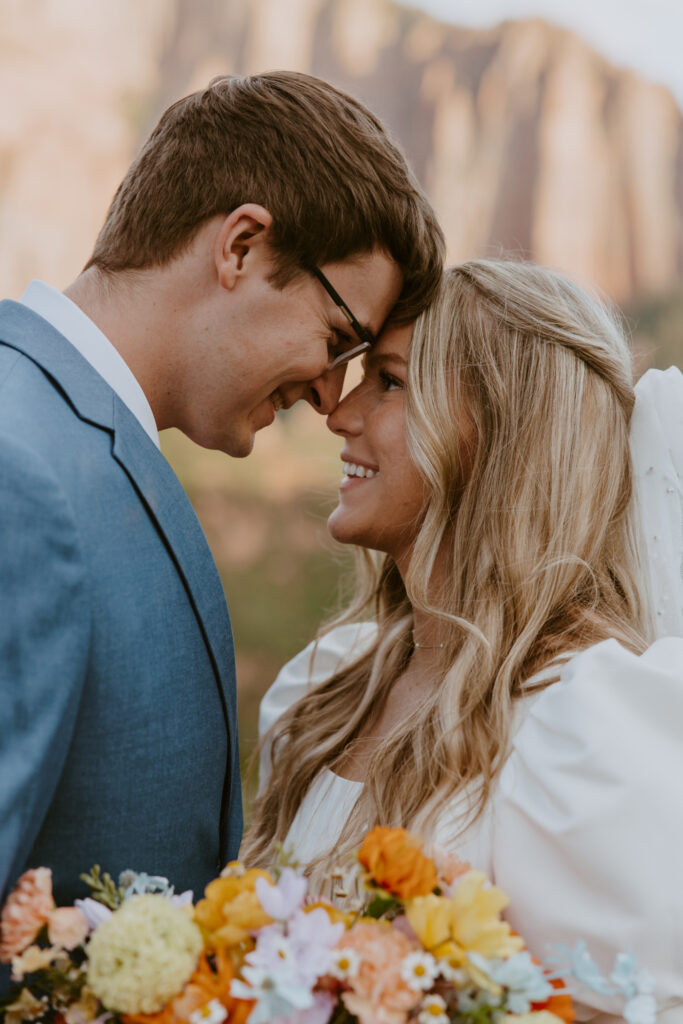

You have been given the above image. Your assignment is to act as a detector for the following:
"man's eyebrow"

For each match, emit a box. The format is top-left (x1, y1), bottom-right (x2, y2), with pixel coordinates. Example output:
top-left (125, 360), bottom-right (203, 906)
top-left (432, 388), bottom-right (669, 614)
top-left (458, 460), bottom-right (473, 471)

top-left (331, 308), bottom-right (375, 340)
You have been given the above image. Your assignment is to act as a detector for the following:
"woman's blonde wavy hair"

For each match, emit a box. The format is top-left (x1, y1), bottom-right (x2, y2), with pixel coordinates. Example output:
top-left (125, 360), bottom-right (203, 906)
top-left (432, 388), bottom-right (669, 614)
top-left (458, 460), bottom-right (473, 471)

top-left (242, 259), bottom-right (653, 872)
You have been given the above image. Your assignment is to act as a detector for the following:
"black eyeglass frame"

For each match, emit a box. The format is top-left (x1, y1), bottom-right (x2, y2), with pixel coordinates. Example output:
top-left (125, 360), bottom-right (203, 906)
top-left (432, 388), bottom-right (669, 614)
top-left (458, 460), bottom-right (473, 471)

top-left (311, 266), bottom-right (377, 370)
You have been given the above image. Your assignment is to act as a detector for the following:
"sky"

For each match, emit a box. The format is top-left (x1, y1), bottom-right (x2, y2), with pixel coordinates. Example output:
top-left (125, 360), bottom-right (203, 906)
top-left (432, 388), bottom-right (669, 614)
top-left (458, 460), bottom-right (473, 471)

top-left (409, 0), bottom-right (683, 108)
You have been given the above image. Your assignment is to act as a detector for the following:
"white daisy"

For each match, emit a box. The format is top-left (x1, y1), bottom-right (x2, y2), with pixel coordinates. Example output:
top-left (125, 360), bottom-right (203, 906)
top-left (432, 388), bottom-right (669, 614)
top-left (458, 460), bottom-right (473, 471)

top-left (329, 947), bottom-right (362, 980)
top-left (438, 960), bottom-right (469, 985)
top-left (189, 998), bottom-right (228, 1024)
top-left (400, 951), bottom-right (439, 990)
top-left (418, 992), bottom-right (449, 1024)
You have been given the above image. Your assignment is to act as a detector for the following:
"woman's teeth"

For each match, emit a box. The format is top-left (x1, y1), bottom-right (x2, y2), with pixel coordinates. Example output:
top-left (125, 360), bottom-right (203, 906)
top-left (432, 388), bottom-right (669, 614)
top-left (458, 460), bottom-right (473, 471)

top-left (343, 462), bottom-right (378, 479)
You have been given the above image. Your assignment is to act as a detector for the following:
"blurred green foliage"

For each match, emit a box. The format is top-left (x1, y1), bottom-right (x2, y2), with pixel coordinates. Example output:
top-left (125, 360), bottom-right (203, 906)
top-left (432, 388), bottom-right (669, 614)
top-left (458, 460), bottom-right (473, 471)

top-left (627, 288), bottom-right (683, 372)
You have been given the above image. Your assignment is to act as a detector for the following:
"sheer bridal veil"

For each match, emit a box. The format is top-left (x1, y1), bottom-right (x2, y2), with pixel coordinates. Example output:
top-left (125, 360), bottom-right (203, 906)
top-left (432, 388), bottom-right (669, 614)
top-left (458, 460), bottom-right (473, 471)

top-left (630, 366), bottom-right (683, 638)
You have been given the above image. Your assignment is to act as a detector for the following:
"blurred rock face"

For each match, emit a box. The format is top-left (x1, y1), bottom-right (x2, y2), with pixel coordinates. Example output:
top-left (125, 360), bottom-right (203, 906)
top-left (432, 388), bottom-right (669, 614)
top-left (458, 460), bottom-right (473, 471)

top-left (2, 0), bottom-right (681, 304)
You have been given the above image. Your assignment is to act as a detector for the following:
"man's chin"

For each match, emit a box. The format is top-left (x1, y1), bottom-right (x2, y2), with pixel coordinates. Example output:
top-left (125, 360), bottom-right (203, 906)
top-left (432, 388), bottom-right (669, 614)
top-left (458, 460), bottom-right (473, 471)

top-left (223, 432), bottom-right (255, 458)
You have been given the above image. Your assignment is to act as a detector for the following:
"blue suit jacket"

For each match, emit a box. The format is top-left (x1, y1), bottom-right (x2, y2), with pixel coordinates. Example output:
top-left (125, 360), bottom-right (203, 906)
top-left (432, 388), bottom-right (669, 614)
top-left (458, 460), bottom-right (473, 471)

top-left (0, 300), bottom-right (242, 910)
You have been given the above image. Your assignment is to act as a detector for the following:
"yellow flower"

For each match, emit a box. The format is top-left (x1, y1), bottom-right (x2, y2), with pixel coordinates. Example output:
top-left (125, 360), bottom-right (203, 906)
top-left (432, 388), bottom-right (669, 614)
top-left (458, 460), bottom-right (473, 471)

top-left (404, 894), bottom-right (452, 950)
top-left (449, 871), bottom-right (522, 959)
top-left (87, 894), bottom-right (203, 1015)
top-left (405, 871), bottom-right (523, 964)
top-left (194, 869), bottom-right (272, 950)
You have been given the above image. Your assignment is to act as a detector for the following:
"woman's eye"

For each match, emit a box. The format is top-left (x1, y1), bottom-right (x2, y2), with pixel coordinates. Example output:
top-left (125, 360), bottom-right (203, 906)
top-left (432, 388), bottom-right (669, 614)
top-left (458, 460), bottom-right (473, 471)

top-left (378, 368), bottom-right (403, 392)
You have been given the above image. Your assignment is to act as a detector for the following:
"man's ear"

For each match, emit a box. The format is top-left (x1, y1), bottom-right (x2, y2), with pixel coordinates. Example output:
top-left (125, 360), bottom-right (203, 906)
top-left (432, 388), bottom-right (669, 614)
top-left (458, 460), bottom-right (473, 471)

top-left (216, 204), bottom-right (274, 290)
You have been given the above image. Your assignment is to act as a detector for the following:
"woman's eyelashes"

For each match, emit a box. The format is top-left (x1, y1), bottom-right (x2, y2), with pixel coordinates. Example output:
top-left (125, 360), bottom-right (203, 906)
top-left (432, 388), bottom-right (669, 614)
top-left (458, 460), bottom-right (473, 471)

top-left (378, 368), bottom-right (404, 391)
top-left (359, 364), bottom-right (405, 393)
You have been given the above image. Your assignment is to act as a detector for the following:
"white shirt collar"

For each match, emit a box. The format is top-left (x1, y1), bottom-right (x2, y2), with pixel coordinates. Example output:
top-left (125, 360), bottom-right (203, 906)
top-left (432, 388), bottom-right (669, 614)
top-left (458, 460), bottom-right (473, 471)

top-left (19, 280), bottom-right (160, 448)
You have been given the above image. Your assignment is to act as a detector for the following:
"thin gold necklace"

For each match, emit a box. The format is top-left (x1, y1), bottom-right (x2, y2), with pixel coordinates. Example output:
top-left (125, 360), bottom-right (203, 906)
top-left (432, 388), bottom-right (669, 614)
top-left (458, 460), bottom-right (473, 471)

top-left (411, 631), bottom-right (445, 649)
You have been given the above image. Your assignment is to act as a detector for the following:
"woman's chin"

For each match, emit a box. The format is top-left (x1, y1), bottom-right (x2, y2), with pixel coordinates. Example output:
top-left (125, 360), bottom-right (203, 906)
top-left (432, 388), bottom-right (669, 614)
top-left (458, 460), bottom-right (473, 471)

top-left (327, 507), bottom-right (368, 548)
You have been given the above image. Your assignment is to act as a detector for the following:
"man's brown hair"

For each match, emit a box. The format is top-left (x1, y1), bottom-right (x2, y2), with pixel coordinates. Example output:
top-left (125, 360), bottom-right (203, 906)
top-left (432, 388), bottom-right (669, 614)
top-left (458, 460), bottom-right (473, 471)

top-left (86, 71), bottom-right (444, 322)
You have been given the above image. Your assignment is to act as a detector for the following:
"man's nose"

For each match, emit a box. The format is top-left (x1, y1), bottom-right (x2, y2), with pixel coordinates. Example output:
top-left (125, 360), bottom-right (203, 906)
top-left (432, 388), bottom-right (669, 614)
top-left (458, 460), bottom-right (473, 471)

top-left (305, 364), bottom-right (347, 415)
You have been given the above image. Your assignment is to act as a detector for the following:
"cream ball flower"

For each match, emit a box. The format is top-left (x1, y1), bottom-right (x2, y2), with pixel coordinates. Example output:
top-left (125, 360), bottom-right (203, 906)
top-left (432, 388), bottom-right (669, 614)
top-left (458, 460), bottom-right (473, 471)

top-left (86, 894), bottom-right (203, 1015)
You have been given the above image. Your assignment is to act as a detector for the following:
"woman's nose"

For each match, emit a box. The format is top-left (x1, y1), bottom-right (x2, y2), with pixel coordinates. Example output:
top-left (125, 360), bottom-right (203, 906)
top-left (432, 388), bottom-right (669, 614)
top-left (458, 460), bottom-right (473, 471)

top-left (326, 382), bottom-right (365, 436)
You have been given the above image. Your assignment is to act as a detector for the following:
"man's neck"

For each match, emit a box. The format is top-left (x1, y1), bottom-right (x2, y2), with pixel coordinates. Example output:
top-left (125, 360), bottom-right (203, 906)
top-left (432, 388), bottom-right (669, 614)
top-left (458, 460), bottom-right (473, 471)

top-left (64, 267), bottom-right (181, 430)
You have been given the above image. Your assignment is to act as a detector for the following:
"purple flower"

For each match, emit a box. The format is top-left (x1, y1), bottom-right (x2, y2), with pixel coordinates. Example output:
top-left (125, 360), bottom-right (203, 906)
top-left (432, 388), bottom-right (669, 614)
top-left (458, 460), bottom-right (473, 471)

top-left (246, 907), bottom-right (345, 994)
top-left (74, 898), bottom-right (112, 931)
top-left (171, 890), bottom-right (194, 907)
top-left (287, 908), bottom-right (346, 983)
top-left (255, 868), bottom-right (307, 920)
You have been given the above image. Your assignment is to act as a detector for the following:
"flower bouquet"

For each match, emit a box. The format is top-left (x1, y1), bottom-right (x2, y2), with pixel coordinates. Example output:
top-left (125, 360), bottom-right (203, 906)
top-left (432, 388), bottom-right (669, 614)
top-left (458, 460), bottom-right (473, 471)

top-left (0, 827), bottom-right (655, 1024)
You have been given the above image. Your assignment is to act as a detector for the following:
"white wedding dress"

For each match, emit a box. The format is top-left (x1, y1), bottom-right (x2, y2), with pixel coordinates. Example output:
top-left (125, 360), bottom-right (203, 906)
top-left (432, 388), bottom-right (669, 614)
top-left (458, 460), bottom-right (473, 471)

top-left (259, 369), bottom-right (683, 1022)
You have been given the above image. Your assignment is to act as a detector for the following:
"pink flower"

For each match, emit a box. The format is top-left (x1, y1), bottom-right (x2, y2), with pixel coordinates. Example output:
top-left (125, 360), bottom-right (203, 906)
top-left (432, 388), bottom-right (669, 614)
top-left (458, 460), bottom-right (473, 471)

top-left (47, 906), bottom-right (89, 950)
top-left (256, 869), bottom-right (308, 920)
top-left (0, 868), bottom-right (54, 962)
top-left (336, 923), bottom-right (422, 1024)
top-left (279, 991), bottom-right (335, 1024)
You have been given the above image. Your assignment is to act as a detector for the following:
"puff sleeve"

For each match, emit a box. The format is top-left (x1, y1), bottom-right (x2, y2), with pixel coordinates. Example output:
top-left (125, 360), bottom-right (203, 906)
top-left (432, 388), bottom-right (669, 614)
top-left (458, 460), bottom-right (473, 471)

top-left (491, 638), bottom-right (683, 1021)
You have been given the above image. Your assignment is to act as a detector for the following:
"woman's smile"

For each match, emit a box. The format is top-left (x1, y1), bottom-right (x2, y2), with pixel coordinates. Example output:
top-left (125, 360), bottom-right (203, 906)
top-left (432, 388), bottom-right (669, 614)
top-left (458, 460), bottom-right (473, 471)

top-left (340, 455), bottom-right (380, 486)
top-left (326, 323), bottom-right (427, 566)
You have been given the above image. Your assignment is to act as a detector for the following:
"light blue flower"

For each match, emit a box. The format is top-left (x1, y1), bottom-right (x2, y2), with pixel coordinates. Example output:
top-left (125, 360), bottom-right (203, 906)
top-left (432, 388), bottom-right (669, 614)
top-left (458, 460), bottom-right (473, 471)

top-left (546, 941), bottom-right (657, 1024)
top-left (611, 952), bottom-right (639, 993)
top-left (120, 871), bottom-right (175, 898)
top-left (468, 952), bottom-right (553, 1014)
top-left (546, 940), bottom-right (613, 995)
top-left (624, 991), bottom-right (657, 1024)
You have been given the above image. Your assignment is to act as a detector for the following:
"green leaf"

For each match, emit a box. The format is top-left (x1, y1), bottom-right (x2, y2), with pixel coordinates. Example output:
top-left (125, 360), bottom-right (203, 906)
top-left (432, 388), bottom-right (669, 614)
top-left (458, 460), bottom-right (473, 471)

top-left (79, 865), bottom-right (125, 909)
top-left (365, 893), bottom-right (400, 918)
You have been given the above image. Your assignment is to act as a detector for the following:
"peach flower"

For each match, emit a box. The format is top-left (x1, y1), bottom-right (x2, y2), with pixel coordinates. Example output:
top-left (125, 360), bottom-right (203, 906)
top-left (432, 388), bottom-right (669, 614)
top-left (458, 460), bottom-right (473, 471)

top-left (0, 868), bottom-right (54, 962)
top-left (337, 922), bottom-right (422, 1024)
top-left (429, 846), bottom-right (470, 891)
top-left (10, 943), bottom-right (61, 981)
top-left (48, 907), bottom-right (89, 950)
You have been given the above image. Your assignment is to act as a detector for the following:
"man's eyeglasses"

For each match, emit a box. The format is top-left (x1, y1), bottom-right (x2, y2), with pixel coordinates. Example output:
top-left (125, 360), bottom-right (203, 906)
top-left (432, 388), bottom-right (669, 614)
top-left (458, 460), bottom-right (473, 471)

top-left (311, 267), bottom-right (376, 371)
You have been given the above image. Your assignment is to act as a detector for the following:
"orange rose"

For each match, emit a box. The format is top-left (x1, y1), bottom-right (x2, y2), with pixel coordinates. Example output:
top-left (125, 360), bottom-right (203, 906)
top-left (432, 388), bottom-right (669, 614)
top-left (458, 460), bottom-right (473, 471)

top-left (0, 868), bottom-right (54, 962)
top-left (358, 827), bottom-right (438, 899)
top-left (123, 949), bottom-right (253, 1024)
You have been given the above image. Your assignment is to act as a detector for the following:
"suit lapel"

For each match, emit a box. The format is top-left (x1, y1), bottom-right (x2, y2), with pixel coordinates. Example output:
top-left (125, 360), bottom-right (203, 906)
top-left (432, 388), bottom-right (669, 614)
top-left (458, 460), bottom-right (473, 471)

top-left (111, 397), bottom-right (238, 744)
top-left (0, 300), bottom-right (238, 756)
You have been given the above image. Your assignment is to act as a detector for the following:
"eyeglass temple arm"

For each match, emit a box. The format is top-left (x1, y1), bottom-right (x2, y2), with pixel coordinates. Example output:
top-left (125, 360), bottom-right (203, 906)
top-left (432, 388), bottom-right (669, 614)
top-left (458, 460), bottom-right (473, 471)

top-left (311, 267), bottom-right (376, 349)
top-left (326, 341), bottom-right (372, 371)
